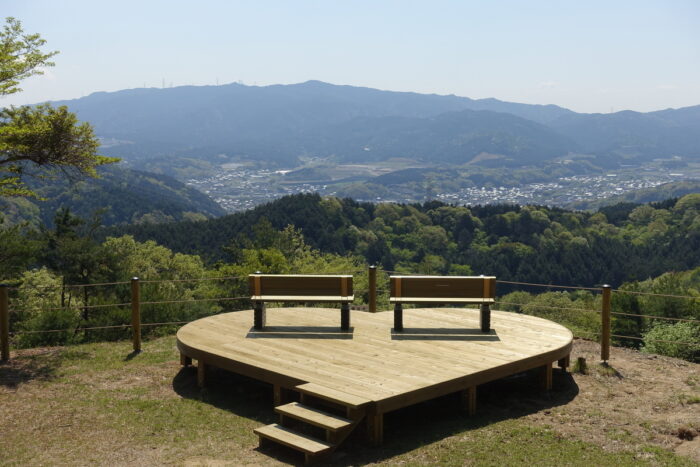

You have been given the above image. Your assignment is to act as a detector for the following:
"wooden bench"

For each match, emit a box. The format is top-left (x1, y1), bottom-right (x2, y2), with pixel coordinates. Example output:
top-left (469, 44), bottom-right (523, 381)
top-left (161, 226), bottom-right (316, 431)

top-left (389, 275), bottom-right (496, 332)
top-left (249, 274), bottom-right (354, 331)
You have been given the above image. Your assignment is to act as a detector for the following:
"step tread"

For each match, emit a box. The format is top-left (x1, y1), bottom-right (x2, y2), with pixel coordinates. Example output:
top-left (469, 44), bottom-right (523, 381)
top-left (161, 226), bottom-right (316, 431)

top-left (254, 424), bottom-right (333, 454)
top-left (296, 383), bottom-right (371, 408)
top-left (276, 402), bottom-right (353, 431)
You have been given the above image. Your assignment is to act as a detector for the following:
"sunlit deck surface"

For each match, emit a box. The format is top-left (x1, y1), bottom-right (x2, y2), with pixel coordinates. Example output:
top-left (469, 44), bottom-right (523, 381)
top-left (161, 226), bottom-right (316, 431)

top-left (177, 307), bottom-right (573, 415)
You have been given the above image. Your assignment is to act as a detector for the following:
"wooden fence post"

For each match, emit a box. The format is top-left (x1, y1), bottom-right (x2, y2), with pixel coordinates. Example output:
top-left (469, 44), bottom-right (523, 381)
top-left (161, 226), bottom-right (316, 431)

top-left (1, 284), bottom-right (9, 362)
top-left (368, 265), bottom-right (377, 313)
top-left (601, 284), bottom-right (611, 362)
top-left (131, 277), bottom-right (141, 353)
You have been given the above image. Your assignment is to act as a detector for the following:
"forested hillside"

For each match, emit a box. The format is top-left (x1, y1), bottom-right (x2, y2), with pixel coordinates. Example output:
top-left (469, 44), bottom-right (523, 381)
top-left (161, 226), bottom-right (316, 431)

top-left (110, 193), bottom-right (700, 288)
top-left (3, 192), bottom-right (698, 360)
top-left (0, 165), bottom-right (225, 227)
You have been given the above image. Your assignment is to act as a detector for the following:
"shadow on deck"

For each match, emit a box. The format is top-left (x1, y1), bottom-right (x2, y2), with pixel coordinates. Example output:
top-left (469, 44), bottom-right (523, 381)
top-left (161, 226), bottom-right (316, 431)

top-left (246, 326), bottom-right (355, 340)
top-left (391, 328), bottom-right (501, 341)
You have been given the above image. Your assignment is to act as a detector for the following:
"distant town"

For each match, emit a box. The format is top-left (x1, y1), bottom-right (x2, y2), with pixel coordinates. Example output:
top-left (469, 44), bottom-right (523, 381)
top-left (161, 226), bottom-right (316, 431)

top-left (185, 162), bottom-right (698, 212)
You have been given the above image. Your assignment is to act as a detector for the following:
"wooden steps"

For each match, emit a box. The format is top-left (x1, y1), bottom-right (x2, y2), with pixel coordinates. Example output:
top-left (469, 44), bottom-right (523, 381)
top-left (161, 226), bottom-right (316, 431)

top-left (276, 402), bottom-right (353, 431)
top-left (255, 424), bottom-right (333, 462)
top-left (255, 383), bottom-right (370, 464)
top-left (296, 382), bottom-right (371, 409)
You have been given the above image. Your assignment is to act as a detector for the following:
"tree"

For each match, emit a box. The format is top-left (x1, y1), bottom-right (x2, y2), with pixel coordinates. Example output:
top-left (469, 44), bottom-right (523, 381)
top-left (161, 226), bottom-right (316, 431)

top-left (0, 214), bottom-right (43, 281)
top-left (0, 17), bottom-right (117, 197)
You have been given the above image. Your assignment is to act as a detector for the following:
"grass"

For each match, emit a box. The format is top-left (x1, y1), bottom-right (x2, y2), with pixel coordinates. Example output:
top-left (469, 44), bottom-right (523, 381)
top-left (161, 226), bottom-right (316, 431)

top-left (395, 424), bottom-right (690, 467)
top-left (595, 363), bottom-right (622, 378)
top-left (677, 393), bottom-right (700, 405)
top-left (571, 357), bottom-right (588, 374)
top-left (1, 336), bottom-right (698, 466)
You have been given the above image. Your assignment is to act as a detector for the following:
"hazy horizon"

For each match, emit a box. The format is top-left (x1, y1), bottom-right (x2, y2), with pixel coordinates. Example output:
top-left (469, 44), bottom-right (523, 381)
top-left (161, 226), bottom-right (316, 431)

top-left (3, 0), bottom-right (700, 113)
top-left (27, 79), bottom-right (700, 116)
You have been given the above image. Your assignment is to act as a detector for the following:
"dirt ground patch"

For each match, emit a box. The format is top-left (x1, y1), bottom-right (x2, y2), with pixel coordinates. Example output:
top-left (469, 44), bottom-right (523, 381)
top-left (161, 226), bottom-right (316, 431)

top-left (516, 339), bottom-right (700, 462)
top-left (1, 337), bottom-right (698, 465)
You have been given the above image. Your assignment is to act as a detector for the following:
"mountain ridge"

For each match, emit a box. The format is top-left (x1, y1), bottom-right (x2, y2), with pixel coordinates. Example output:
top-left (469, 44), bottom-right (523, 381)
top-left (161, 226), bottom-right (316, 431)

top-left (47, 81), bottom-right (700, 168)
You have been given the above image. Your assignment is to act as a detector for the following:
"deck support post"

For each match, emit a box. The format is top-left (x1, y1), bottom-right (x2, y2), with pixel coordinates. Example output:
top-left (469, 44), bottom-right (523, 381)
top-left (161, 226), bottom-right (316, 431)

top-left (367, 413), bottom-right (383, 446)
top-left (273, 384), bottom-right (287, 406)
top-left (340, 302), bottom-right (350, 331)
top-left (393, 303), bottom-right (403, 331)
top-left (180, 353), bottom-right (192, 366)
top-left (254, 301), bottom-right (266, 330)
top-left (541, 362), bottom-right (553, 391)
top-left (461, 386), bottom-right (477, 415)
top-left (480, 303), bottom-right (491, 333)
top-left (197, 360), bottom-right (207, 388)
top-left (558, 354), bottom-right (570, 372)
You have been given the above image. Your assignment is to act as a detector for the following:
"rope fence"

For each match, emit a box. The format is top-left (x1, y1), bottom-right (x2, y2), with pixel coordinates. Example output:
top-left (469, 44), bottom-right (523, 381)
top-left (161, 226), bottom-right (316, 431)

top-left (612, 289), bottom-right (700, 300)
top-left (494, 300), bottom-right (601, 314)
top-left (8, 302), bottom-right (132, 314)
top-left (139, 275), bottom-right (248, 284)
top-left (609, 311), bottom-right (700, 323)
top-left (139, 296), bottom-right (249, 306)
top-left (1, 268), bottom-right (698, 363)
top-left (611, 334), bottom-right (700, 347)
top-left (495, 280), bottom-right (602, 292)
top-left (10, 320), bottom-right (194, 336)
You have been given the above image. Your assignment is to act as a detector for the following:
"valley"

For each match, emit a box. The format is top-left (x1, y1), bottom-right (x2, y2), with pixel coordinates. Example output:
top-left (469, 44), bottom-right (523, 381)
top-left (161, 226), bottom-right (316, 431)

top-left (182, 158), bottom-right (700, 212)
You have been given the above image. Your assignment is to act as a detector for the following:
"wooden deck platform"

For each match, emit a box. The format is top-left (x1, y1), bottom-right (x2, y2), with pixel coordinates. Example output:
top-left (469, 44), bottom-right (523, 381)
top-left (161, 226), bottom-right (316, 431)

top-left (176, 307), bottom-right (572, 461)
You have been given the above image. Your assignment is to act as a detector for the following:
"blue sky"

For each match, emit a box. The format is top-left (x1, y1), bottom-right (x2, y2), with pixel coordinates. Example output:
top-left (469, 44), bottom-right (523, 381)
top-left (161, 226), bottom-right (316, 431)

top-left (3, 0), bottom-right (699, 113)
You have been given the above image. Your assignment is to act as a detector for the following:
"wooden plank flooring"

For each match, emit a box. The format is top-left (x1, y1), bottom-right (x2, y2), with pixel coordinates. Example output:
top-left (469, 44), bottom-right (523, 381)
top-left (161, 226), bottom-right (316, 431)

top-left (177, 307), bottom-right (572, 414)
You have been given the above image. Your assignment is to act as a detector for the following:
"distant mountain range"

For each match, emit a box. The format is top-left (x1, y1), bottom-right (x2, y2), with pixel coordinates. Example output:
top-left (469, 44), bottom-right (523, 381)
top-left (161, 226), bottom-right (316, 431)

top-left (49, 80), bottom-right (700, 169)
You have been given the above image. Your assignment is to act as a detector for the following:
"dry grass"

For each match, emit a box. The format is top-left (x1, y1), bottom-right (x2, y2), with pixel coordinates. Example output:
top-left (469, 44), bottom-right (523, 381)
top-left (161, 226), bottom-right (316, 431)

top-left (1, 336), bottom-right (699, 466)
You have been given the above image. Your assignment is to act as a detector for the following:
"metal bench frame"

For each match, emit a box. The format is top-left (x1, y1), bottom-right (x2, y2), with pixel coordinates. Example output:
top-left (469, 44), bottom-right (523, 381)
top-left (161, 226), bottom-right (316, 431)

top-left (249, 274), bottom-right (354, 331)
top-left (389, 275), bottom-right (496, 332)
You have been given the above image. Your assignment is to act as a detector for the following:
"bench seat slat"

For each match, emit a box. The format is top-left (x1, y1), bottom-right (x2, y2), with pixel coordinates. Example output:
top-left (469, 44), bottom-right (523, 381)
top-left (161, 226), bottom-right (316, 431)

top-left (389, 297), bottom-right (495, 304)
top-left (252, 295), bottom-right (354, 302)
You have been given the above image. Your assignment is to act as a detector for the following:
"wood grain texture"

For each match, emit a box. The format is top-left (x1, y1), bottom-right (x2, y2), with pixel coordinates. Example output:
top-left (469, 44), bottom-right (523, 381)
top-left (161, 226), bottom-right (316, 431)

top-left (275, 402), bottom-right (353, 431)
top-left (389, 276), bottom-right (496, 302)
top-left (254, 424), bottom-right (333, 454)
top-left (249, 274), bottom-right (354, 301)
top-left (177, 307), bottom-right (572, 415)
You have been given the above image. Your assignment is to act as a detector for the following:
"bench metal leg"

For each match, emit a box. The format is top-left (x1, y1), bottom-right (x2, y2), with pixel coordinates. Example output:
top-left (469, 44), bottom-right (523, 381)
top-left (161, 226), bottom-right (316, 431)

top-left (480, 303), bottom-right (491, 333)
top-left (393, 303), bottom-right (403, 331)
top-left (254, 301), bottom-right (266, 330)
top-left (340, 303), bottom-right (350, 331)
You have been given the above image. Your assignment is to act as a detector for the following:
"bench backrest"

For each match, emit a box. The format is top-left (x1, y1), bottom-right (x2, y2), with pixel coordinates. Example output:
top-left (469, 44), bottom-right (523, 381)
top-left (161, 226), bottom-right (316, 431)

top-left (249, 274), bottom-right (353, 301)
top-left (390, 275), bottom-right (496, 301)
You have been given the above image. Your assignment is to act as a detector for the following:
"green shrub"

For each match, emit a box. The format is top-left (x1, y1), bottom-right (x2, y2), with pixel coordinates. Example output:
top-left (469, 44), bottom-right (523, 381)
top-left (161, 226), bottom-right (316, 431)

top-left (642, 322), bottom-right (700, 362)
top-left (16, 305), bottom-right (82, 348)
top-left (498, 291), bottom-right (533, 313)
